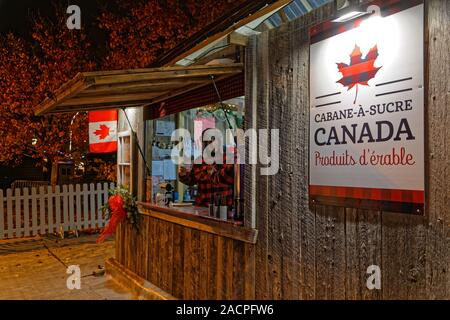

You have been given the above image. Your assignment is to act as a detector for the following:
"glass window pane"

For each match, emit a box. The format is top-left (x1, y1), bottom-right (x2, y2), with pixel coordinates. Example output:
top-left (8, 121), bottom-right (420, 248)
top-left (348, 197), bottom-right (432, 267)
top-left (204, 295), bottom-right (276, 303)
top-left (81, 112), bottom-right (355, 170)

top-left (144, 97), bottom-right (245, 223)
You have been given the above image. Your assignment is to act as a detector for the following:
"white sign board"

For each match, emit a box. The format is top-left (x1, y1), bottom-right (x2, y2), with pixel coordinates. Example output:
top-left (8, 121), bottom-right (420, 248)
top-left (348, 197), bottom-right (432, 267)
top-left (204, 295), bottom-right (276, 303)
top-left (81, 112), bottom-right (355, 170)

top-left (309, 2), bottom-right (425, 213)
top-left (156, 120), bottom-right (176, 136)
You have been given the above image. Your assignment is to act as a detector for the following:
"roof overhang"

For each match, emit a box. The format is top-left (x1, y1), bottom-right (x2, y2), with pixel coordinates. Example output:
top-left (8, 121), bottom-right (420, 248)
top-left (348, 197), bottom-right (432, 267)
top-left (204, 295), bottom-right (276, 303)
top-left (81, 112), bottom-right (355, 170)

top-left (154, 0), bottom-right (293, 67)
top-left (33, 63), bottom-right (243, 115)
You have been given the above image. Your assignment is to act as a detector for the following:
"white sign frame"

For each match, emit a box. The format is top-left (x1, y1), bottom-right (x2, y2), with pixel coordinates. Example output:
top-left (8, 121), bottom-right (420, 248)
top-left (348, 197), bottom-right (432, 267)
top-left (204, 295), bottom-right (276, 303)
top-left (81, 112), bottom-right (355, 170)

top-left (309, 1), bottom-right (426, 214)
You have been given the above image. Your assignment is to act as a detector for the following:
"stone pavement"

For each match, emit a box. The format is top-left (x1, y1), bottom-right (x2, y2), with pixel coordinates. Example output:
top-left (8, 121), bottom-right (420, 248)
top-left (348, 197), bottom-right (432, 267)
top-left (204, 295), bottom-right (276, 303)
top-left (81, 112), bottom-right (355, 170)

top-left (0, 234), bottom-right (135, 300)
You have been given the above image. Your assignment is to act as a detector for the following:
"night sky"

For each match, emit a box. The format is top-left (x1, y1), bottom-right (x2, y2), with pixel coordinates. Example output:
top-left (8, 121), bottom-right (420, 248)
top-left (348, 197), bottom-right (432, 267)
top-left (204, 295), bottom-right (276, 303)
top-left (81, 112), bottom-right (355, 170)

top-left (0, 0), bottom-right (102, 36)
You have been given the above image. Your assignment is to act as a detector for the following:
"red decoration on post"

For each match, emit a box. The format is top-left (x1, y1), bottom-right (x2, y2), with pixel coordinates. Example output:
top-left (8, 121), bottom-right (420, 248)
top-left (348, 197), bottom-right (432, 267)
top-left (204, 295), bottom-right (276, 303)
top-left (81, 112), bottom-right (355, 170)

top-left (96, 194), bottom-right (127, 244)
top-left (97, 186), bottom-right (139, 244)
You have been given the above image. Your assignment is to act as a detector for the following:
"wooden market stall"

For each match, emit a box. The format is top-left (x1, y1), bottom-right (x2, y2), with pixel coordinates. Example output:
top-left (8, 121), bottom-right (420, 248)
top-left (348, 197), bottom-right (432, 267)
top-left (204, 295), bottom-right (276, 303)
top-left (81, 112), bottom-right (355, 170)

top-left (34, 0), bottom-right (449, 300)
top-left (33, 64), bottom-right (244, 115)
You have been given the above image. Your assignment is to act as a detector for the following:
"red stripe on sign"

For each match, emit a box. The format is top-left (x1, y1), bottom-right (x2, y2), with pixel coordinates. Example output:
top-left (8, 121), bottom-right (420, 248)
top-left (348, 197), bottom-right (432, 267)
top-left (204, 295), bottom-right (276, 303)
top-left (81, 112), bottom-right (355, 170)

top-left (310, 185), bottom-right (424, 204)
top-left (88, 110), bottom-right (118, 123)
top-left (338, 60), bottom-right (378, 78)
top-left (89, 141), bottom-right (118, 154)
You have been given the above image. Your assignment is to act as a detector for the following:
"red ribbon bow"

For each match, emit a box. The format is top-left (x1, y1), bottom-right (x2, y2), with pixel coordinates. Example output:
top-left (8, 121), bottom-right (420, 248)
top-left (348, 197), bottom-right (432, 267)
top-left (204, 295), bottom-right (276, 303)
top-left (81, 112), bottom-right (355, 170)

top-left (97, 194), bottom-right (127, 244)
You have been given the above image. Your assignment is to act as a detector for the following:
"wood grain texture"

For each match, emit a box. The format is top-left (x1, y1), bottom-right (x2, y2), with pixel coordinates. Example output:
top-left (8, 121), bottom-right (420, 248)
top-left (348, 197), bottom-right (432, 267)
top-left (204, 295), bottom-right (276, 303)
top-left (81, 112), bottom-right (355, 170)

top-left (245, 0), bottom-right (448, 299)
top-left (267, 19), bottom-right (290, 300)
top-left (139, 204), bottom-right (258, 244)
top-left (244, 35), bottom-right (257, 230)
top-left (34, 64), bottom-right (243, 115)
top-left (105, 258), bottom-right (177, 300)
top-left (244, 242), bottom-right (256, 300)
top-left (314, 205), bottom-right (346, 300)
top-left (189, 229), bottom-right (201, 299)
top-left (199, 232), bottom-right (209, 299)
top-left (252, 31), bottom-right (271, 300)
top-left (248, 2), bottom-right (337, 300)
top-left (425, 0), bottom-right (450, 299)
top-left (233, 241), bottom-right (245, 298)
top-left (381, 213), bottom-right (427, 299)
top-left (171, 224), bottom-right (184, 298)
top-left (207, 234), bottom-right (218, 299)
top-left (182, 228), bottom-right (193, 299)
top-left (116, 212), bottom-right (255, 300)
top-left (160, 221), bottom-right (174, 293)
top-left (224, 238), bottom-right (234, 299)
top-left (114, 0), bottom-right (448, 300)
top-left (345, 209), bottom-right (382, 300)
top-left (148, 218), bottom-right (157, 285)
top-left (216, 236), bottom-right (224, 299)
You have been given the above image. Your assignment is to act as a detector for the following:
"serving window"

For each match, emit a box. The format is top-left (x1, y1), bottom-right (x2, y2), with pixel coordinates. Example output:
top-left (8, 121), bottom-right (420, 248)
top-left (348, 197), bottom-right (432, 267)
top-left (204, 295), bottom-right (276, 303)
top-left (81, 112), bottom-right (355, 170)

top-left (144, 97), bottom-right (245, 224)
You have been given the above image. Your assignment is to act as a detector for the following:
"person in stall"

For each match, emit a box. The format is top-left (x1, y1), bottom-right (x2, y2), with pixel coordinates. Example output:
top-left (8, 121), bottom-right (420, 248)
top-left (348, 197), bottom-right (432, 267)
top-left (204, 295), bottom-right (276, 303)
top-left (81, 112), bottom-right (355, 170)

top-left (178, 128), bottom-right (234, 207)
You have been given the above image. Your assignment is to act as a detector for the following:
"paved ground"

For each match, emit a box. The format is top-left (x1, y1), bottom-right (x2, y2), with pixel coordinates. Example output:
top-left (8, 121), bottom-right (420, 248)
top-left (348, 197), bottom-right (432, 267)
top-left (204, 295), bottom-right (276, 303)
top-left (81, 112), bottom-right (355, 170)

top-left (0, 234), bottom-right (135, 300)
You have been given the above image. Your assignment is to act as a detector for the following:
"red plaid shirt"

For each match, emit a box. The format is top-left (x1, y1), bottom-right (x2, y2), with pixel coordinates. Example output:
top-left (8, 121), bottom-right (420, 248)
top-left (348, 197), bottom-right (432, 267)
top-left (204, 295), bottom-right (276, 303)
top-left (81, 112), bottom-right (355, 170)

top-left (179, 159), bottom-right (234, 207)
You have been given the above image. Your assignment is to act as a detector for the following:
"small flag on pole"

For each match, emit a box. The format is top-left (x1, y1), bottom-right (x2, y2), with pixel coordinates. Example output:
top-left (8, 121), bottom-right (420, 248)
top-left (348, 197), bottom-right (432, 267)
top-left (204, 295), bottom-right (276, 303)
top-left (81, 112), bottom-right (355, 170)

top-left (89, 110), bottom-right (118, 153)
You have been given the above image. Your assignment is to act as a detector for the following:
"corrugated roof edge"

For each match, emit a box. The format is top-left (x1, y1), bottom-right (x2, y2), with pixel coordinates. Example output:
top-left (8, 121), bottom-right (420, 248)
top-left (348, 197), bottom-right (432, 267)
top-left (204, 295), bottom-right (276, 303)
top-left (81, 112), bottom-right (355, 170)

top-left (151, 0), bottom-right (289, 68)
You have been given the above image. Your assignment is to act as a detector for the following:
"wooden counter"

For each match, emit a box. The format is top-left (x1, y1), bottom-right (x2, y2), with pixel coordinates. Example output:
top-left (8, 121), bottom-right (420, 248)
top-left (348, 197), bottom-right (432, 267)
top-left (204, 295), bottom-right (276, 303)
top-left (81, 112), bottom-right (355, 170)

top-left (138, 203), bottom-right (258, 244)
top-left (115, 202), bottom-right (258, 299)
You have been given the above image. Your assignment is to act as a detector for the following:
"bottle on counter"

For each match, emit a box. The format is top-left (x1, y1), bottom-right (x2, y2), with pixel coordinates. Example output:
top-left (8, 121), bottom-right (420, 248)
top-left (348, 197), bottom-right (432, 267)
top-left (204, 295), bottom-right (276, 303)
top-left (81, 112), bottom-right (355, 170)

top-left (215, 194), bottom-right (221, 219)
top-left (219, 195), bottom-right (228, 221)
top-left (208, 193), bottom-right (215, 217)
top-left (184, 189), bottom-right (191, 202)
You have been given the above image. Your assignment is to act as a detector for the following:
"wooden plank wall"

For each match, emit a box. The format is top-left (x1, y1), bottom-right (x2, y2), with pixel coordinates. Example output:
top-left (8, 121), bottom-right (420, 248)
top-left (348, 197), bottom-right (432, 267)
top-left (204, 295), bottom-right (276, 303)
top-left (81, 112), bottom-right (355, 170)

top-left (245, 0), bottom-right (449, 299)
top-left (115, 215), bottom-right (256, 300)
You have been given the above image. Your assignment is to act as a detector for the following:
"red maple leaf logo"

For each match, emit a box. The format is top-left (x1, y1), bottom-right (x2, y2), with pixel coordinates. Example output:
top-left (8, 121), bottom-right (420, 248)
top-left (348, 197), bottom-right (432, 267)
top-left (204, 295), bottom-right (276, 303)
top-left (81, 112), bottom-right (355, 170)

top-left (94, 124), bottom-right (110, 140)
top-left (336, 44), bottom-right (382, 104)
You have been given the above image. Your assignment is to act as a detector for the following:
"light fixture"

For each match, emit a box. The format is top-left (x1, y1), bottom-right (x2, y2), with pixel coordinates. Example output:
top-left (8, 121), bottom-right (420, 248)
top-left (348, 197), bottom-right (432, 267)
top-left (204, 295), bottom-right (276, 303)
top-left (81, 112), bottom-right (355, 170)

top-left (332, 0), bottom-right (369, 23)
top-left (332, 11), bottom-right (368, 23)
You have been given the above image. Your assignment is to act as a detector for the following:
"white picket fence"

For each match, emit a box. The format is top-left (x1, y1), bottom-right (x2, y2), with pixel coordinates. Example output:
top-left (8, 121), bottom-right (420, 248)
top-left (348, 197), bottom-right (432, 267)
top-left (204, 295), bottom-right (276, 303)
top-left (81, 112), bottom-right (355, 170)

top-left (0, 182), bottom-right (114, 240)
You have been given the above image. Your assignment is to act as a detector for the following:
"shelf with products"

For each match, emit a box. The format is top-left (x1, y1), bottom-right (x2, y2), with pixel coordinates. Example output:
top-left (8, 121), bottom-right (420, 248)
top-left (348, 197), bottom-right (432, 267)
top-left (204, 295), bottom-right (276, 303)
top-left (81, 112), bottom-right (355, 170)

top-left (144, 98), bottom-right (246, 224)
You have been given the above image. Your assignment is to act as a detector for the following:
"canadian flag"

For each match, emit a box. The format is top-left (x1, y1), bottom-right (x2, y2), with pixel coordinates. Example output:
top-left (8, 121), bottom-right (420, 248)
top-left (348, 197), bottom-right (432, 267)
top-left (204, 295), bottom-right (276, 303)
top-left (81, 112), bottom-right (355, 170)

top-left (89, 110), bottom-right (118, 153)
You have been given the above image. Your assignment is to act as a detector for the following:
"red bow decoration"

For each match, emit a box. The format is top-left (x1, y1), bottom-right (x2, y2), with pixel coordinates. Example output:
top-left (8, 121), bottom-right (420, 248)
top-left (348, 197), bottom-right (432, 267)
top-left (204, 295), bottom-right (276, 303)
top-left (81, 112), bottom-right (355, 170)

top-left (96, 194), bottom-right (127, 244)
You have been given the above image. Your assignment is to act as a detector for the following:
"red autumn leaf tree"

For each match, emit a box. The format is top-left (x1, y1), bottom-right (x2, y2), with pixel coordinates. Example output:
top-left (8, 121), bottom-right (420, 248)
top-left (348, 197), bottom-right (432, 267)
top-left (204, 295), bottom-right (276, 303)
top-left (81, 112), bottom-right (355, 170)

top-left (336, 44), bottom-right (382, 104)
top-left (0, 1), bottom-right (243, 169)
top-left (0, 8), bottom-right (96, 167)
top-left (99, 0), bottom-right (246, 69)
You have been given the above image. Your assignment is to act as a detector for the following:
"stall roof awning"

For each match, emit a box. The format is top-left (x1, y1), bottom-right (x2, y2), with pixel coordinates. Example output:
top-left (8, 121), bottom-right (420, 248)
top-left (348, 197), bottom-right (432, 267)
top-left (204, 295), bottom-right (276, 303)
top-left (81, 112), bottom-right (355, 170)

top-left (33, 63), bottom-right (243, 115)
